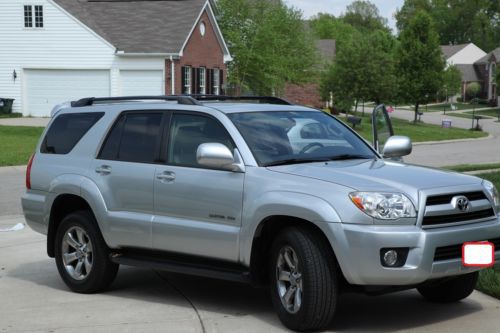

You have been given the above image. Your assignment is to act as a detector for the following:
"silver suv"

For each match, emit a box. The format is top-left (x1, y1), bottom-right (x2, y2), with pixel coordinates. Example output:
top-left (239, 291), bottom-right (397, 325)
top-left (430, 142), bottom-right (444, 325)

top-left (22, 96), bottom-right (500, 331)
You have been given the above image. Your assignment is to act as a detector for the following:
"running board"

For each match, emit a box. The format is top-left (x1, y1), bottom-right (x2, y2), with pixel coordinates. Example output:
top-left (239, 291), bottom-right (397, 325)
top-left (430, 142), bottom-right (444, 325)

top-left (110, 251), bottom-right (252, 284)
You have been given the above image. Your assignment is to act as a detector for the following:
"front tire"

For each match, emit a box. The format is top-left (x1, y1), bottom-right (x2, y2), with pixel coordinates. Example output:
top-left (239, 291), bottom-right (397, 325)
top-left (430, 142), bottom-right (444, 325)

top-left (55, 210), bottom-right (118, 293)
top-left (269, 227), bottom-right (338, 331)
top-left (417, 272), bottom-right (478, 303)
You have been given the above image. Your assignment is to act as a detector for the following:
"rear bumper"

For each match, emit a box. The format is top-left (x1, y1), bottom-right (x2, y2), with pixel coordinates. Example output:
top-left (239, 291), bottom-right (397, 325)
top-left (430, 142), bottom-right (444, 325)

top-left (21, 190), bottom-right (49, 235)
top-left (327, 216), bottom-right (500, 285)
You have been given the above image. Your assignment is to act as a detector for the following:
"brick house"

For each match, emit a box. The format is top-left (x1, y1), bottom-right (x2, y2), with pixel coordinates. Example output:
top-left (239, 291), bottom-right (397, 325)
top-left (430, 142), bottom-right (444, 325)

top-left (0, 0), bottom-right (231, 116)
top-left (282, 39), bottom-right (336, 108)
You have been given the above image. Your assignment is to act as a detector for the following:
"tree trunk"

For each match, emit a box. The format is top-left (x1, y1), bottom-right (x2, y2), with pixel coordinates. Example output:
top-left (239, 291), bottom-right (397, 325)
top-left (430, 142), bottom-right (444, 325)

top-left (414, 102), bottom-right (419, 123)
top-left (354, 99), bottom-right (358, 114)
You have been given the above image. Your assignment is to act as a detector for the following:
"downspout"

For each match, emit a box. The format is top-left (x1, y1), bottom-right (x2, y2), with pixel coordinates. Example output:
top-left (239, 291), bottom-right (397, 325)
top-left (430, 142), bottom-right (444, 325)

top-left (170, 55), bottom-right (175, 95)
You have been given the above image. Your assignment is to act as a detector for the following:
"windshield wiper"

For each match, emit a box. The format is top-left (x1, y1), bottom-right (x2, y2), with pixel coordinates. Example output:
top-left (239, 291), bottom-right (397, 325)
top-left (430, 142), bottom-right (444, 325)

top-left (328, 154), bottom-right (373, 161)
top-left (264, 158), bottom-right (331, 167)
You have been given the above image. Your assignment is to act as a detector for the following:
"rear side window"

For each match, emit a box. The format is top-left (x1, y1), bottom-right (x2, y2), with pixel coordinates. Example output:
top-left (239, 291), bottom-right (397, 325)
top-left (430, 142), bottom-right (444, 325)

top-left (99, 112), bottom-right (163, 164)
top-left (41, 112), bottom-right (104, 154)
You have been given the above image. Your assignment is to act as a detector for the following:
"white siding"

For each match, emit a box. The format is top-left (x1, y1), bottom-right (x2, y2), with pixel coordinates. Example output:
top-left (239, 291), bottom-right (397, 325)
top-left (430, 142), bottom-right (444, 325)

top-left (447, 44), bottom-right (487, 65)
top-left (0, 0), bottom-right (166, 116)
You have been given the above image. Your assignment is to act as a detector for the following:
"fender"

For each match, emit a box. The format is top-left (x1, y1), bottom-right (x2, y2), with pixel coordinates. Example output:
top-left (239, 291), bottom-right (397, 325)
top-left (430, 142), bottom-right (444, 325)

top-left (239, 191), bottom-right (342, 265)
top-left (46, 174), bottom-right (115, 247)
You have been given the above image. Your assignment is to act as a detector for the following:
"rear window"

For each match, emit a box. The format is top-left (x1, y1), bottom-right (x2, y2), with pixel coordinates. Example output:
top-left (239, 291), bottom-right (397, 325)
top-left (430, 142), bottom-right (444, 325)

top-left (41, 112), bottom-right (104, 154)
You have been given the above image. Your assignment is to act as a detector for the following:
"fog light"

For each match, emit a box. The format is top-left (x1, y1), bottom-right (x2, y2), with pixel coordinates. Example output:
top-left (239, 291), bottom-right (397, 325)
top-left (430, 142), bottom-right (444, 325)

top-left (380, 248), bottom-right (409, 267)
top-left (383, 250), bottom-right (398, 266)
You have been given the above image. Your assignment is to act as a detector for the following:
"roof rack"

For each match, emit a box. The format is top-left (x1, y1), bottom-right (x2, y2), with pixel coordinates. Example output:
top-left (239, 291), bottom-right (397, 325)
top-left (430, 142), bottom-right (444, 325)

top-left (70, 96), bottom-right (202, 107)
top-left (187, 95), bottom-right (293, 105)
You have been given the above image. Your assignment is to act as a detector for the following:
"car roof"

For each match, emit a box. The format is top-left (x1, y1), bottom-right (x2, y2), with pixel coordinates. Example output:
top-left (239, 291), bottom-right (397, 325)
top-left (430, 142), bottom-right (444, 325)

top-left (204, 102), bottom-right (319, 114)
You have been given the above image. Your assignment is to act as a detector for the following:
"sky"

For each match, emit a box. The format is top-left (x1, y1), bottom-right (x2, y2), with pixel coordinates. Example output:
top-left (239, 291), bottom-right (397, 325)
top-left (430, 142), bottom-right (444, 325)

top-left (285, 0), bottom-right (405, 32)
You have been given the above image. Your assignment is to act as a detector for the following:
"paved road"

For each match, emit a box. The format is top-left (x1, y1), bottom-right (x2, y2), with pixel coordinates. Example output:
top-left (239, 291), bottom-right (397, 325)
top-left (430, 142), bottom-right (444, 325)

top-left (386, 108), bottom-right (500, 167)
top-left (1, 167), bottom-right (500, 332)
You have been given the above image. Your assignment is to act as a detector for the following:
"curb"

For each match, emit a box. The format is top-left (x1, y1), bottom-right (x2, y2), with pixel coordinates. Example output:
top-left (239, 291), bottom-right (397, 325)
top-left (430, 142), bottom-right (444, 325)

top-left (464, 169), bottom-right (500, 175)
top-left (413, 133), bottom-right (494, 146)
top-left (0, 165), bottom-right (27, 172)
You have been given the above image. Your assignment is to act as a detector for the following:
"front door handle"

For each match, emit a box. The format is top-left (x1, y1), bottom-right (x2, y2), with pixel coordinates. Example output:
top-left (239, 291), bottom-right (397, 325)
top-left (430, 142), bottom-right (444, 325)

top-left (95, 165), bottom-right (112, 175)
top-left (157, 171), bottom-right (175, 183)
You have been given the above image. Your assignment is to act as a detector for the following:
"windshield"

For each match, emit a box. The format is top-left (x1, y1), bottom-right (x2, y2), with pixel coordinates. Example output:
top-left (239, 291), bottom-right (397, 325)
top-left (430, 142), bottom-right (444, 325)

top-left (228, 111), bottom-right (377, 166)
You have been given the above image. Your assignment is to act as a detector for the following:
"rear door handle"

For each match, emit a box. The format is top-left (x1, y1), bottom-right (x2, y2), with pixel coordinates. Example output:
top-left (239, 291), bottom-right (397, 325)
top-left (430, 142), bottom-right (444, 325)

top-left (95, 165), bottom-right (112, 175)
top-left (157, 171), bottom-right (175, 183)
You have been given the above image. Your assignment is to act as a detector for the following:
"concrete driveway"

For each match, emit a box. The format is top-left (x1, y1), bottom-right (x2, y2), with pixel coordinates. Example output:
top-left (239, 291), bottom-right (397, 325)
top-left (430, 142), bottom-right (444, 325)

top-left (1, 167), bottom-right (500, 332)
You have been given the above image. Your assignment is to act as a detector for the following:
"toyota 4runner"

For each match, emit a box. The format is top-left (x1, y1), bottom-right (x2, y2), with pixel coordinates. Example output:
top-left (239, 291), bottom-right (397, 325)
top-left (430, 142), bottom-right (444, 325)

top-left (22, 96), bottom-right (500, 331)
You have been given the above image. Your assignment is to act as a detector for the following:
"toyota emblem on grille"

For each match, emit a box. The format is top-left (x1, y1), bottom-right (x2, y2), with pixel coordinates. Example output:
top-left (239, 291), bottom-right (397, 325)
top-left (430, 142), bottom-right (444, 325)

top-left (451, 196), bottom-right (470, 212)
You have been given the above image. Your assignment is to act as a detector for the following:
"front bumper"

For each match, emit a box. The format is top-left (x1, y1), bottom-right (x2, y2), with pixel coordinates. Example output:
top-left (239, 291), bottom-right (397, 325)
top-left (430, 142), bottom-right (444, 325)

top-left (327, 216), bottom-right (500, 285)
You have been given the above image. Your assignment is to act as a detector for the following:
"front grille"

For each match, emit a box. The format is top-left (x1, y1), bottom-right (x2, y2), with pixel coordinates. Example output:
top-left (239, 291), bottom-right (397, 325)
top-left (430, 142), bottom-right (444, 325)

top-left (434, 237), bottom-right (500, 261)
top-left (422, 208), bottom-right (495, 226)
top-left (425, 191), bottom-right (487, 206)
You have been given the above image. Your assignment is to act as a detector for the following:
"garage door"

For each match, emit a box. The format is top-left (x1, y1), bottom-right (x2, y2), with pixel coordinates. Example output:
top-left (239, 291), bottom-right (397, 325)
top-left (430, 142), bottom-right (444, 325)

top-left (25, 69), bottom-right (110, 117)
top-left (120, 70), bottom-right (163, 96)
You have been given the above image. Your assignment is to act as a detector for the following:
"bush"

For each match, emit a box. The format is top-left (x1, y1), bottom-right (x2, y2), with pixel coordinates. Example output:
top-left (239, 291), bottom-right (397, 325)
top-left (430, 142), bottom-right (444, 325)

top-left (466, 82), bottom-right (481, 99)
top-left (456, 97), bottom-right (463, 103)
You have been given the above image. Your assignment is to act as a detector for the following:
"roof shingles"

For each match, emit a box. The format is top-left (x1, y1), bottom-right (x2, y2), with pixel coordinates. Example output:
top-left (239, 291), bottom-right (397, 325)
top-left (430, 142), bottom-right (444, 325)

top-left (53, 0), bottom-right (207, 54)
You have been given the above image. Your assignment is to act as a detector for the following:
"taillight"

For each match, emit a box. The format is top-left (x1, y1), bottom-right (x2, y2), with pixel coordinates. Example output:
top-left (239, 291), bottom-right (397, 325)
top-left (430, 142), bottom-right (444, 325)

top-left (26, 153), bottom-right (35, 190)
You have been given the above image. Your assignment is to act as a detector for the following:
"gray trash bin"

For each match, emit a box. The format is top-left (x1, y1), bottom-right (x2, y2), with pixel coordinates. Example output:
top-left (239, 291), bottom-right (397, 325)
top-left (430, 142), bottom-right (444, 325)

top-left (0, 98), bottom-right (15, 114)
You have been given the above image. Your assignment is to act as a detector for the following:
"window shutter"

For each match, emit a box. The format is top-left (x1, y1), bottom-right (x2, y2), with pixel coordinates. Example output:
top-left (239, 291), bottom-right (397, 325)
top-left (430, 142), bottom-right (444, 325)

top-left (206, 69), bottom-right (212, 95)
top-left (181, 67), bottom-right (186, 94)
top-left (219, 69), bottom-right (224, 95)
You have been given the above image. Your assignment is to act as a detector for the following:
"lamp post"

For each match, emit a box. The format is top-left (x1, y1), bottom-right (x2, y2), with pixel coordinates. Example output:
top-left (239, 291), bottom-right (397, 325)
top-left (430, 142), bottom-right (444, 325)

top-left (471, 96), bottom-right (477, 130)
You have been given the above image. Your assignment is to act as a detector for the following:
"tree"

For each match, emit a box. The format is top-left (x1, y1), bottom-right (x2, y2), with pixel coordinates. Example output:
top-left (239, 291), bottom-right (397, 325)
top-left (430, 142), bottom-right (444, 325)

top-left (396, 11), bottom-right (445, 122)
top-left (396, 0), bottom-right (500, 52)
top-left (320, 30), bottom-right (397, 112)
top-left (217, 0), bottom-right (316, 95)
top-left (442, 65), bottom-right (462, 101)
top-left (309, 13), bottom-right (358, 48)
top-left (466, 82), bottom-right (481, 100)
top-left (341, 0), bottom-right (390, 33)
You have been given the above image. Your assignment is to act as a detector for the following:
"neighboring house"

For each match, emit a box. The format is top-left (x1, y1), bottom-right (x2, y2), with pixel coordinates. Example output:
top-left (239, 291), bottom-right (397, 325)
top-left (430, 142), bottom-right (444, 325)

top-left (441, 43), bottom-right (498, 105)
top-left (475, 47), bottom-right (499, 104)
top-left (282, 39), bottom-right (336, 108)
top-left (0, 0), bottom-right (231, 116)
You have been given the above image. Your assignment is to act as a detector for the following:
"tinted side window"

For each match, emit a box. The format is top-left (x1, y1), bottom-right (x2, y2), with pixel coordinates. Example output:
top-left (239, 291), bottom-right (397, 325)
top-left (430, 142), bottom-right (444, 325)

top-left (41, 112), bottom-right (104, 154)
top-left (167, 114), bottom-right (234, 168)
top-left (99, 113), bottom-right (163, 163)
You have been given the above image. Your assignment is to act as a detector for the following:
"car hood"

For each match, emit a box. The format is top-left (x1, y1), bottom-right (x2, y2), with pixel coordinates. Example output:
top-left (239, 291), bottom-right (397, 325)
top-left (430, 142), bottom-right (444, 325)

top-left (267, 159), bottom-right (482, 200)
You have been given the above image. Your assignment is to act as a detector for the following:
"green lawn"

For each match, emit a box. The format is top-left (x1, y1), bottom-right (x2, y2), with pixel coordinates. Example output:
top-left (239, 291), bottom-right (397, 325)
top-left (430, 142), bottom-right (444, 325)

top-left (0, 112), bottom-right (23, 119)
top-left (464, 108), bottom-right (500, 118)
top-left (339, 112), bottom-right (488, 143)
top-left (474, 171), bottom-right (500, 300)
top-left (399, 103), bottom-right (491, 112)
top-left (444, 163), bottom-right (500, 172)
top-left (0, 126), bottom-right (44, 166)
top-left (444, 112), bottom-right (488, 120)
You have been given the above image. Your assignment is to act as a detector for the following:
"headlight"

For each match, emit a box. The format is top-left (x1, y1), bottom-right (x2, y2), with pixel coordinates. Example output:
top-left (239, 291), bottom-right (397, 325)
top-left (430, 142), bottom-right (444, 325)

top-left (482, 180), bottom-right (499, 210)
top-left (349, 192), bottom-right (417, 220)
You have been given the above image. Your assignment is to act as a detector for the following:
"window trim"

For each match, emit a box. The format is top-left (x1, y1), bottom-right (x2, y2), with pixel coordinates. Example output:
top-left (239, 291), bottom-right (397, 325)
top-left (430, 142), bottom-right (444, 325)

top-left (162, 111), bottom-right (237, 171)
top-left (213, 69), bottom-right (220, 95)
top-left (97, 110), bottom-right (167, 165)
top-left (183, 66), bottom-right (192, 94)
top-left (199, 67), bottom-right (206, 95)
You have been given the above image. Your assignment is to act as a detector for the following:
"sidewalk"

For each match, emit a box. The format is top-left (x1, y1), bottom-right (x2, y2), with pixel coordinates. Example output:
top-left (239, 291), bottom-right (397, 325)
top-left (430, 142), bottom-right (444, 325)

top-left (0, 117), bottom-right (50, 127)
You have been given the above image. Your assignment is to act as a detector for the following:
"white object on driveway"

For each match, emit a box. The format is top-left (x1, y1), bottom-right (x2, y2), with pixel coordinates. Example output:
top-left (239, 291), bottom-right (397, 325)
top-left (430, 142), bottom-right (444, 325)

top-left (0, 223), bottom-right (25, 232)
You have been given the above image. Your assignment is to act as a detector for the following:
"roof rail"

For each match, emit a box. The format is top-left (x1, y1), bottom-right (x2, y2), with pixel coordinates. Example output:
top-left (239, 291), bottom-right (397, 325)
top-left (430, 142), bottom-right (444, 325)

top-left (70, 95), bottom-right (202, 107)
top-left (187, 95), bottom-right (293, 105)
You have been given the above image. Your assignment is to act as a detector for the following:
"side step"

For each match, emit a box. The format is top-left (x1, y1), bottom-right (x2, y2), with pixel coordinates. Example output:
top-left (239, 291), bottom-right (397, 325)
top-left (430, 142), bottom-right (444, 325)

top-left (110, 251), bottom-right (252, 284)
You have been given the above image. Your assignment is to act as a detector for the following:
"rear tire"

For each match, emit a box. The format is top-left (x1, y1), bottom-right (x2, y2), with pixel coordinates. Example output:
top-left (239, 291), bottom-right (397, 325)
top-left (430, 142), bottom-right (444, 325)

top-left (269, 226), bottom-right (338, 331)
top-left (55, 210), bottom-right (118, 293)
top-left (417, 272), bottom-right (478, 303)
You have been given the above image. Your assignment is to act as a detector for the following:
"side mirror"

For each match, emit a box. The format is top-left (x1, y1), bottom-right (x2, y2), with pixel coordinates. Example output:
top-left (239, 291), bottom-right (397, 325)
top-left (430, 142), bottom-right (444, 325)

top-left (197, 143), bottom-right (244, 172)
top-left (382, 136), bottom-right (412, 158)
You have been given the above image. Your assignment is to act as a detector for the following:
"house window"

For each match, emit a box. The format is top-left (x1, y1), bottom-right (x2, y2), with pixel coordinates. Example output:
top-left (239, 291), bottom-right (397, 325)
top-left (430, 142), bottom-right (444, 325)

top-left (24, 5), bottom-right (43, 28)
top-left (199, 67), bottom-right (206, 95)
top-left (182, 66), bottom-right (192, 94)
top-left (213, 69), bottom-right (220, 95)
top-left (34, 5), bottom-right (43, 28)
